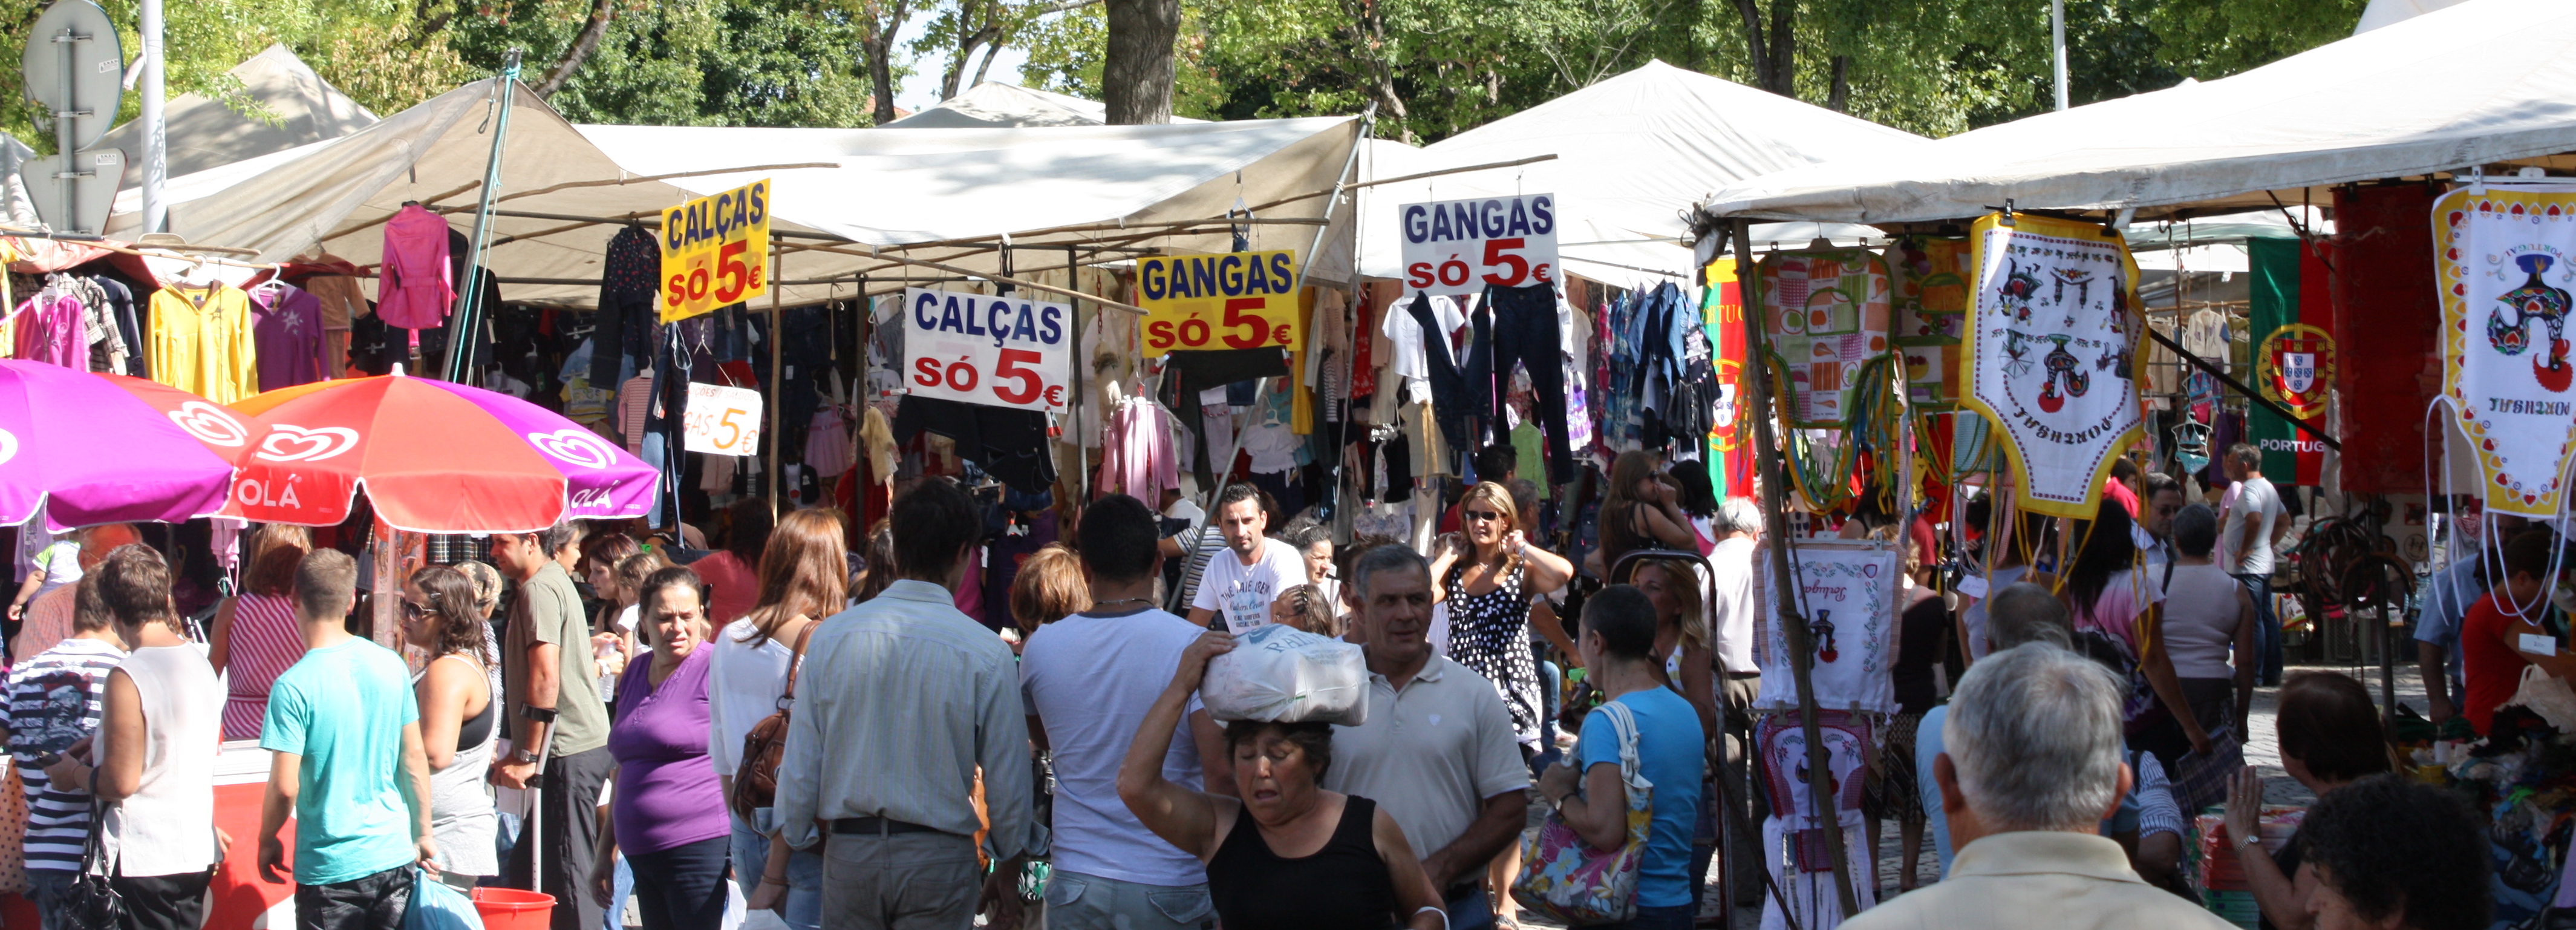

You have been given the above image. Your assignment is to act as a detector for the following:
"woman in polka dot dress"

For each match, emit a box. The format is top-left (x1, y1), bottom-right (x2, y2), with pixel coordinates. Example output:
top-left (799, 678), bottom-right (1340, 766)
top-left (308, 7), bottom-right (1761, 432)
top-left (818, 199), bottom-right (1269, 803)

top-left (1429, 481), bottom-right (1576, 750)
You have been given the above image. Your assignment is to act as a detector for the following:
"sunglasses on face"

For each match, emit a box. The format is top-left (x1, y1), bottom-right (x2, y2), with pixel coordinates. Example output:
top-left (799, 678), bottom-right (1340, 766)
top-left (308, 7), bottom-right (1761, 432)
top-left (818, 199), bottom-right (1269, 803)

top-left (1463, 509), bottom-right (1505, 523)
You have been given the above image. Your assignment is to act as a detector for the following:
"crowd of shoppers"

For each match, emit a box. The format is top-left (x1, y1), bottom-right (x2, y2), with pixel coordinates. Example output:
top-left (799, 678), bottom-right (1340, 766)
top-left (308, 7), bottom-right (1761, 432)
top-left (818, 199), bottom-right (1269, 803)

top-left (0, 434), bottom-right (2525, 930)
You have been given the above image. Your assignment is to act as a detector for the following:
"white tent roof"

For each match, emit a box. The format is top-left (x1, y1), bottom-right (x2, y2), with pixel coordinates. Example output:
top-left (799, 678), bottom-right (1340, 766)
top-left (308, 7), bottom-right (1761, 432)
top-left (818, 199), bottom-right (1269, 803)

top-left (97, 44), bottom-right (376, 181)
top-left (879, 81), bottom-right (1204, 128)
top-left (1700, 0), bottom-right (2576, 226)
top-left (105, 80), bottom-right (1361, 307)
top-left (2355, 0), bottom-right (2471, 33)
top-left (1356, 61), bottom-right (1925, 287)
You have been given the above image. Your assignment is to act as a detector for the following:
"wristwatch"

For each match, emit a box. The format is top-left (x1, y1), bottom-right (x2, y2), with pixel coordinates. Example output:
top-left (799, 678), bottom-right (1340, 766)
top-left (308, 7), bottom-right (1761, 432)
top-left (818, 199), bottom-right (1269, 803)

top-left (2235, 830), bottom-right (2262, 848)
top-left (509, 748), bottom-right (541, 765)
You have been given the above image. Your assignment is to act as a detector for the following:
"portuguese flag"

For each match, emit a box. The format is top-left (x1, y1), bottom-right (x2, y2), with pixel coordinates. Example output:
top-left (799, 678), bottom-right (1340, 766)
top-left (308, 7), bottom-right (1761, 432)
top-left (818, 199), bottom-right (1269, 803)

top-left (2246, 237), bottom-right (2332, 486)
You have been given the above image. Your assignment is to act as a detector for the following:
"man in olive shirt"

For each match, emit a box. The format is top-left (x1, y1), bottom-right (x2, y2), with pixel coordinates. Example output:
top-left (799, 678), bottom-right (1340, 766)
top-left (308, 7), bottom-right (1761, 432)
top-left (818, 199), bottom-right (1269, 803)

top-left (489, 523), bottom-right (613, 930)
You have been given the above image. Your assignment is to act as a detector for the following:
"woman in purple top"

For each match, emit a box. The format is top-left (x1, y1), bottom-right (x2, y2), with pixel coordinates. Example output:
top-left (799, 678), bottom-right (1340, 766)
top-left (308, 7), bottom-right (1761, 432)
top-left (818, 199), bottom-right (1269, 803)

top-left (589, 566), bottom-right (730, 930)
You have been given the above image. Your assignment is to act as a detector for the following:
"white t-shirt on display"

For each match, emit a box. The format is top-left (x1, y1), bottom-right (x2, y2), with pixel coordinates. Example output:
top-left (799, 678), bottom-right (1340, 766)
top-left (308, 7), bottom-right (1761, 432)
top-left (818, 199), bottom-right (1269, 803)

top-left (2220, 476), bottom-right (2285, 576)
top-left (1020, 607), bottom-right (1209, 886)
top-left (1192, 539), bottom-right (1305, 634)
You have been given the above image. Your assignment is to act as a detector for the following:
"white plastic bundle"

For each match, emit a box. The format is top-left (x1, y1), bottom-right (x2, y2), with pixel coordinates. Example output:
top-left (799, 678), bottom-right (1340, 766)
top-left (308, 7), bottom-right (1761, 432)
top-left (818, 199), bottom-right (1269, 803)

top-left (1199, 624), bottom-right (1370, 725)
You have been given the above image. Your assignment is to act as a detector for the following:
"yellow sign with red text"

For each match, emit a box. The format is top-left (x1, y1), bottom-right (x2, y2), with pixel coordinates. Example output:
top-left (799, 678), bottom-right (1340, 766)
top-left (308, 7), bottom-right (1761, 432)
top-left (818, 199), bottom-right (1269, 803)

top-left (658, 178), bottom-right (770, 322)
top-left (1136, 250), bottom-right (1305, 358)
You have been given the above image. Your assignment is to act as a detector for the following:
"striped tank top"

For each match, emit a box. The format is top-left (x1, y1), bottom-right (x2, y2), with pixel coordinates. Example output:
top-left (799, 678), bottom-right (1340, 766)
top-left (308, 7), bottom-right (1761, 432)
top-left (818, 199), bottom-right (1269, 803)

top-left (221, 593), bottom-right (307, 741)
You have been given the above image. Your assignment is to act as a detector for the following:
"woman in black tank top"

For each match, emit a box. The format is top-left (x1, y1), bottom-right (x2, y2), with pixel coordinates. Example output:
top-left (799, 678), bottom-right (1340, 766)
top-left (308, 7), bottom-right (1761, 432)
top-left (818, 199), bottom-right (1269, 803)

top-left (1118, 630), bottom-right (1446, 930)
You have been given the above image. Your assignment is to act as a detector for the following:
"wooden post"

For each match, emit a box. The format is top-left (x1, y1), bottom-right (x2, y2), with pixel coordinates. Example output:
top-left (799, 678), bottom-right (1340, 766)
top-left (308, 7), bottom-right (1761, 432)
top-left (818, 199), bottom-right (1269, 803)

top-left (1733, 218), bottom-right (1860, 917)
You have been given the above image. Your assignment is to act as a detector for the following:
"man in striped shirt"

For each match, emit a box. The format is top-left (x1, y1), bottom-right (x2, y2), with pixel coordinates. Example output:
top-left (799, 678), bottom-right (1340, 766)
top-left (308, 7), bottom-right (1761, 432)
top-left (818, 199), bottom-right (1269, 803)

top-left (0, 575), bottom-right (125, 927)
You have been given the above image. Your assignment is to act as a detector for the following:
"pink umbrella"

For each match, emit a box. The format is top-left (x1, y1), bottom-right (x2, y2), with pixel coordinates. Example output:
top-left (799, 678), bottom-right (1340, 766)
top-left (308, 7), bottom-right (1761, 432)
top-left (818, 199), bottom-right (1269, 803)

top-left (0, 362), bottom-right (239, 531)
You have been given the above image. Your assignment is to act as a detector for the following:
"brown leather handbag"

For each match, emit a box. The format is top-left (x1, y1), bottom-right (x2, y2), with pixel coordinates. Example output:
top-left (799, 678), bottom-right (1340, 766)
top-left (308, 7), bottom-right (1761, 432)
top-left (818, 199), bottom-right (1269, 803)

top-left (728, 618), bottom-right (816, 822)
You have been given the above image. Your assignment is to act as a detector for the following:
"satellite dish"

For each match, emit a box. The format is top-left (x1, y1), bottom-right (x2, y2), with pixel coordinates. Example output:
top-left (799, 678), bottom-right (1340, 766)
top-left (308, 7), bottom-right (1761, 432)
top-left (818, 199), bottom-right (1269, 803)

top-left (21, 0), bottom-right (123, 153)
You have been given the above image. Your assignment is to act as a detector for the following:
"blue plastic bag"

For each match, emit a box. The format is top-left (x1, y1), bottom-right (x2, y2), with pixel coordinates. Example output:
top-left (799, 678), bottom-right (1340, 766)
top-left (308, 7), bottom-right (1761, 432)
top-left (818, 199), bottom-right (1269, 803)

top-left (405, 868), bottom-right (486, 930)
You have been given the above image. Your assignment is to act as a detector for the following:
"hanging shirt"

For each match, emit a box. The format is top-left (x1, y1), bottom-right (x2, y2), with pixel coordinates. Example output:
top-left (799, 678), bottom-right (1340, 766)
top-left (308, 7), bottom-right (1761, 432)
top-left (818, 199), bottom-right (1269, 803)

top-left (1379, 293), bottom-right (1462, 393)
top-left (249, 282), bottom-right (328, 390)
top-left (11, 290), bottom-right (84, 369)
top-left (379, 204), bottom-right (456, 330)
top-left (589, 226), bottom-right (662, 385)
top-left (303, 270), bottom-right (369, 379)
top-left (149, 284), bottom-right (258, 402)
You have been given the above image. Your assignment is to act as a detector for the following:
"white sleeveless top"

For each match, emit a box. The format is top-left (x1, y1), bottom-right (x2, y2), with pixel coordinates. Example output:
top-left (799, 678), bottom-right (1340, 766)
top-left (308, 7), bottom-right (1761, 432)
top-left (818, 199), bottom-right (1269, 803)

top-left (99, 644), bottom-right (222, 876)
top-left (2160, 563), bottom-right (2242, 680)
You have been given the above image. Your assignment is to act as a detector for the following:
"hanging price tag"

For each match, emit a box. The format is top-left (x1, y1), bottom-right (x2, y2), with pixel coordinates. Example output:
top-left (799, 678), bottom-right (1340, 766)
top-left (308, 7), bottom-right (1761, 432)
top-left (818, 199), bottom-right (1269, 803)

top-left (902, 287), bottom-right (1072, 410)
top-left (682, 383), bottom-right (765, 455)
top-left (1400, 193), bottom-right (1558, 298)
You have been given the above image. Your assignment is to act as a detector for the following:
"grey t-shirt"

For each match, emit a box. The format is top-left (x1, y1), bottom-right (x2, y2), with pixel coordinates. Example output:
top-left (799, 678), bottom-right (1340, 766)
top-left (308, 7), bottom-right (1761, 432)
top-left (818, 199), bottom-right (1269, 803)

top-left (2221, 476), bottom-right (2285, 577)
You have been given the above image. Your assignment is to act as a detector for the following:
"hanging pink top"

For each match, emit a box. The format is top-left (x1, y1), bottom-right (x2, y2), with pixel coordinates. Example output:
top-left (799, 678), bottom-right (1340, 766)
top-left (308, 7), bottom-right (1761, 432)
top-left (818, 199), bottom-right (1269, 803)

top-left (12, 292), bottom-right (85, 368)
top-left (379, 204), bottom-right (455, 330)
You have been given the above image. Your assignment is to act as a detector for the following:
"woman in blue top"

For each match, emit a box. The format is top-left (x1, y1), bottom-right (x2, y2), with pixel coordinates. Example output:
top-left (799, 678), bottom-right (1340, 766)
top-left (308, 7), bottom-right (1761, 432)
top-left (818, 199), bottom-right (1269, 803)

top-left (1536, 585), bottom-right (1707, 930)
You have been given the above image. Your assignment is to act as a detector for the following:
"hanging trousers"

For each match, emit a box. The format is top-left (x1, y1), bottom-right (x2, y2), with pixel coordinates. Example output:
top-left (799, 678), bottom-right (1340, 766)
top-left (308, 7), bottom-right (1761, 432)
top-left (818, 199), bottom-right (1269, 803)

top-left (1474, 283), bottom-right (1574, 485)
top-left (1404, 293), bottom-right (1476, 462)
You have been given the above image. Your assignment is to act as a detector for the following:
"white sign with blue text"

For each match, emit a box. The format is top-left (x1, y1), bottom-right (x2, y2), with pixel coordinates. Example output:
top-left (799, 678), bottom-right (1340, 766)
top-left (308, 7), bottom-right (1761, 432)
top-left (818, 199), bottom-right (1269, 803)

top-left (903, 287), bottom-right (1072, 410)
top-left (1398, 192), bottom-right (1559, 298)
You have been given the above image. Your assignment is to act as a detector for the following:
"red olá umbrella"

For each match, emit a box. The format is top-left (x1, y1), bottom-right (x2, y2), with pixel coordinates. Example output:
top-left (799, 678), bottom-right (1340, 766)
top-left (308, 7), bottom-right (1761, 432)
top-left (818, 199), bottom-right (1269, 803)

top-left (227, 373), bottom-right (653, 532)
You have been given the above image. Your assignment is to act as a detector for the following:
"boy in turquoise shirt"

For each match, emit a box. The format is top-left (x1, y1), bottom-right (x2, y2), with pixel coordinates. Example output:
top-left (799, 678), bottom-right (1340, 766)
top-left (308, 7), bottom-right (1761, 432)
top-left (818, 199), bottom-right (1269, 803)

top-left (257, 549), bottom-right (434, 930)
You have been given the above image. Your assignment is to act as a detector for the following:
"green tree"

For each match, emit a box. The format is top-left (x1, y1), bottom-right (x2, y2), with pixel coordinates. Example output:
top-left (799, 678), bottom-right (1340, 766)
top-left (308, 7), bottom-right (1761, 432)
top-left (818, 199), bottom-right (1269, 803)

top-left (442, 0), bottom-right (877, 126)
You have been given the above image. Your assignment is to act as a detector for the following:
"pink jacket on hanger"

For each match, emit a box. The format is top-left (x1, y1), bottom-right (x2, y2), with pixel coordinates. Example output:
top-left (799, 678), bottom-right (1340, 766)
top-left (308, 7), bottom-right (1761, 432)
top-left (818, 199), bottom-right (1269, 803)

top-left (378, 204), bottom-right (455, 330)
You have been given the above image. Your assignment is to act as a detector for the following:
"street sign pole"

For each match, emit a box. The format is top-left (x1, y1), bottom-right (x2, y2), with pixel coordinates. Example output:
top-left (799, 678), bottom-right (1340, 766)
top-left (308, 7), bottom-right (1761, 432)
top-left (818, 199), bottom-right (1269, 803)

top-left (139, 0), bottom-right (164, 233)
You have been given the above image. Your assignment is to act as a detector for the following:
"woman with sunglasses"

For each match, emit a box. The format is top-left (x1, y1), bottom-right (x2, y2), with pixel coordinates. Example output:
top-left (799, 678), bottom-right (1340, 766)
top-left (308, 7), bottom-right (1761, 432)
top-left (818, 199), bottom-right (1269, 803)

top-left (1428, 480), bottom-right (1575, 756)
top-left (403, 565), bottom-right (502, 888)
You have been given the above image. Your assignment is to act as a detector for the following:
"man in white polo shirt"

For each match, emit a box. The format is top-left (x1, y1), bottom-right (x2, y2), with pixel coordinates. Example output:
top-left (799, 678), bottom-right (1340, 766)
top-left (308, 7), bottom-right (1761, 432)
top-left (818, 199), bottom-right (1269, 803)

top-left (1325, 544), bottom-right (1530, 930)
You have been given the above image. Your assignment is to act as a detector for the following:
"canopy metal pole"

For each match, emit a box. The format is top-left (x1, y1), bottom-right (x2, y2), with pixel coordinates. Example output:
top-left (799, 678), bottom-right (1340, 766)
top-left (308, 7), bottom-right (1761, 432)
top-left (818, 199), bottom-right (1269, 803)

top-left (448, 52), bottom-right (522, 382)
top-left (1169, 106), bottom-right (1372, 614)
top-left (769, 247), bottom-right (784, 508)
top-left (1069, 244), bottom-right (1086, 501)
top-left (1733, 217), bottom-right (1860, 918)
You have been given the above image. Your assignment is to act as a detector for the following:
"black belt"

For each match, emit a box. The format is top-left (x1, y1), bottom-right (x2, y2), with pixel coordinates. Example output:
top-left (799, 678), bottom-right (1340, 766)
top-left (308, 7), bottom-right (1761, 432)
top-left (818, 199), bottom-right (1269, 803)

top-left (832, 817), bottom-right (944, 836)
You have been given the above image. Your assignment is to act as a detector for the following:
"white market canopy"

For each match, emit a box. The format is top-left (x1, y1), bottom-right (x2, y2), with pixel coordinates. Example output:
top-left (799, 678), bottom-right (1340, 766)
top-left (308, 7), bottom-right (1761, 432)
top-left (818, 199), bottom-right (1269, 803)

top-left (103, 80), bottom-right (1361, 307)
top-left (1700, 0), bottom-right (2576, 226)
top-left (1357, 61), bottom-right (1926, 286)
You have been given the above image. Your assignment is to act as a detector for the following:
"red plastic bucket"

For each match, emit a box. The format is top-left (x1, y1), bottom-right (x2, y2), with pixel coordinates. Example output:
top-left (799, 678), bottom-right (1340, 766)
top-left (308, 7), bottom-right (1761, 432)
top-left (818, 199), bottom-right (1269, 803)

top-left (469, 888), bottom-right (555, 930)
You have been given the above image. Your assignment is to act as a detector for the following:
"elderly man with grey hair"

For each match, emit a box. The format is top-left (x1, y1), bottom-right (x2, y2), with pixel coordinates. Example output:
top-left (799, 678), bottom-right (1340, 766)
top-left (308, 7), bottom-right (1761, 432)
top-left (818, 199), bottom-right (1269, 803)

top-left (1853, 643), bottom-right (2234, 930)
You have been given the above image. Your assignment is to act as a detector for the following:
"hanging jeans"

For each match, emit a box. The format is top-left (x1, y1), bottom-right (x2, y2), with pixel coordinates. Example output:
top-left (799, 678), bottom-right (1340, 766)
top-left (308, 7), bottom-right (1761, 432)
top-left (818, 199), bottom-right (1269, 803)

top-left (1404, 293), bottom-right (1475, 462)
top-left (1476, 283), bottom-right (1574, 485)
